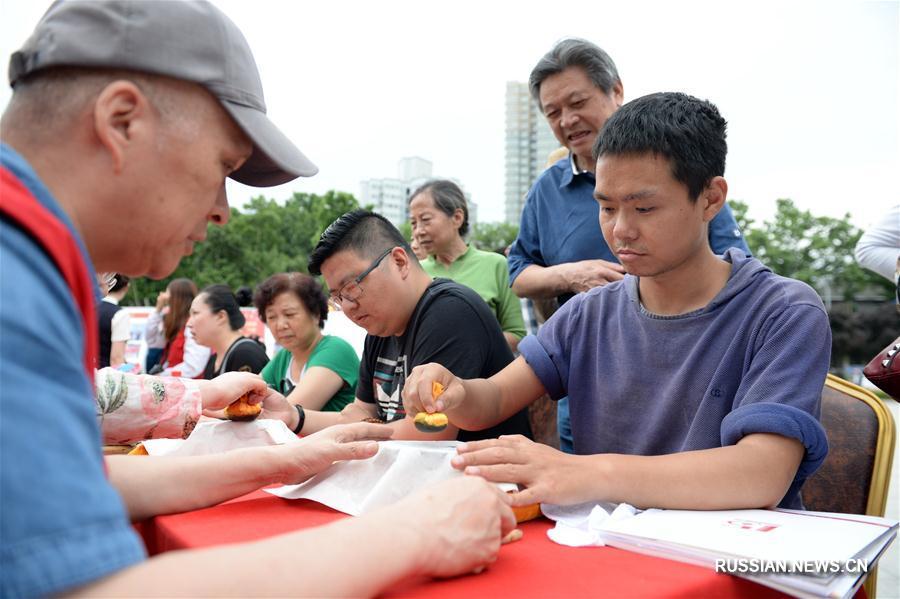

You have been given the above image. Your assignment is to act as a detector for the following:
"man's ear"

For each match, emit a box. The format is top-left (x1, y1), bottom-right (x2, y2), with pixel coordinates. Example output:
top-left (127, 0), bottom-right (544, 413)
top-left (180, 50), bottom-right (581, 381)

top-left (91, 80), bottom-right (153, 174)
top-left (393, 246), bottom-right (412, 279)
top-left (610, 80), bottom-right (625, 108)
top-left (701, 176), bottom-right (728, 222)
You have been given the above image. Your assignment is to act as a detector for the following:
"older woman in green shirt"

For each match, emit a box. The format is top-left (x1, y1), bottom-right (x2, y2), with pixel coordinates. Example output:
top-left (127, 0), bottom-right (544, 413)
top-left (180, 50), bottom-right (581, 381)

top-left (409, 180), bottom-right (526, 352)
top-left (254, 273), bottom-right (359, 434)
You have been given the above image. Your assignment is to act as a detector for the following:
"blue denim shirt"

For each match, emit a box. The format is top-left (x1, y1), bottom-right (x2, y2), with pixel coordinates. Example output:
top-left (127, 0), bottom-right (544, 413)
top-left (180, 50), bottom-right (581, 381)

top-left (1, 144), bottom-right (146, 598)
top-left (508, 157), bottom-right (751, 303)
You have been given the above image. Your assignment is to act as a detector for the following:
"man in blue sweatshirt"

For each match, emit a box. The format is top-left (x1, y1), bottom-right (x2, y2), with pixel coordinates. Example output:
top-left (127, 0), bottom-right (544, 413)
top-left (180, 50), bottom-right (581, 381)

top-left (404, 92), bottom-right (830, 511)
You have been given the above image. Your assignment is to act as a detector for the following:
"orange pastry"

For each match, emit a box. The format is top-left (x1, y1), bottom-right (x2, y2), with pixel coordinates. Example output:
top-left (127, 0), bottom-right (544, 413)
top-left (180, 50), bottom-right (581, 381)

top-left (127, 443), bottom-right (149, 456)
top-left (414, 381), bottom-right (449, 433)
top-left (224, 393), bottom-right (261, 421)
top-left (512, 502), bottom-right (542, 523)
top-left (507, 491), bottom-right (542, 523)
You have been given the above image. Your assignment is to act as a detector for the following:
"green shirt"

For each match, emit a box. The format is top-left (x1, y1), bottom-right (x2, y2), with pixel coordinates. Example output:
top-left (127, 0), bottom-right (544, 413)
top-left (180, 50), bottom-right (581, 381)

top-left (421, 246), bottom-right (526, 340)
top-left (260, 335), bottom-right (359, 412)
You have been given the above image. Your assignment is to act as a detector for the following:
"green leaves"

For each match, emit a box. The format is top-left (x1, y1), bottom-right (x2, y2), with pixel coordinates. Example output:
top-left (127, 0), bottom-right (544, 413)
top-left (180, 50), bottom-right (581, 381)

top-left (730, 198), bottom-right (892, 301)
top-left (469, 222), bottom-right (519, 253)
top-left (730, 198), bottom-right (895, 367)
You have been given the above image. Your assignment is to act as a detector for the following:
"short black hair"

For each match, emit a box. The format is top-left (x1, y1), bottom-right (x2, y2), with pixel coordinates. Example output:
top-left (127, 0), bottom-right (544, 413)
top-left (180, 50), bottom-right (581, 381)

top-left (307, 209), bottom-right (415, 276)
top-left (234, 285), bottom-right (254, 307)
top-left (109, 273), bottom-right (129, 293)
top-left (200, 284), bottom-right (245, 331)
top-left (592, 92), bottom-right (727, 201)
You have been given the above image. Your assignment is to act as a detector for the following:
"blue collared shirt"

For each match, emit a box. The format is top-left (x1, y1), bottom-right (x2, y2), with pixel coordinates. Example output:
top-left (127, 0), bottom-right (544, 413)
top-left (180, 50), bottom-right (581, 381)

top-left (508, 156), bottom-right (751, 303)
top-left (1, 144), bottom-right (146, 598)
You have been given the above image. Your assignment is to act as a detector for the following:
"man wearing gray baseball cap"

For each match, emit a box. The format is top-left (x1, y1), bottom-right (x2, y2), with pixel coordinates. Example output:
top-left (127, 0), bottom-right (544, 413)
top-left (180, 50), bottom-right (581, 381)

top-left (0, 2), bottom-right (514, 597)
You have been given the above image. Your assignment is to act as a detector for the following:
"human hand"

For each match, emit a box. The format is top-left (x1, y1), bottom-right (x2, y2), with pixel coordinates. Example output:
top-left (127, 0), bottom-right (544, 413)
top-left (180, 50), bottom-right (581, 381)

top-left (271, 422), bottom-right (393, 485)
top-left (336, 401), bottom-right (376, 424)
top-left (256, 389), bottom-right (299, 428)
top-left (155, 290), bottom-right (170, 310)
top-left (403, 363), bottom-right (462, 417)
top-left (199, 371), bottom-right (270, 414)
top-left (563, 259), bottom-right (625, 293)
top-left (391, 477), bottom-right (516, 578)
top-left (452, 435), bottom-right (593, 507)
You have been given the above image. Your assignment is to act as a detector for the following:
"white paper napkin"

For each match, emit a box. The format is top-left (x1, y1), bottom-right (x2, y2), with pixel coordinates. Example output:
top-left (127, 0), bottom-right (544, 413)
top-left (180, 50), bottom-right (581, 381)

top-left (541, 501), bottom-right (639, 547)
top-left (140, 419), bottom-right (298, 456)
top-left (266, 440), bottom-right (515, 515)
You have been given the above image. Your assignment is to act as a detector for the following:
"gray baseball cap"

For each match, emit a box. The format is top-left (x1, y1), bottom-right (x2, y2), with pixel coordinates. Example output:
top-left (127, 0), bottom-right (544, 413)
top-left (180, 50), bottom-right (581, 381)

top-left (8, 0), bottom-right (317, 186)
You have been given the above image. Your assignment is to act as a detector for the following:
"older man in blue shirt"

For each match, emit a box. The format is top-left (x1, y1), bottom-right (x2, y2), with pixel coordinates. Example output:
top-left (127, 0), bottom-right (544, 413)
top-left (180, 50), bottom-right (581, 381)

top-left (508, 39), bottom-right (750, 451)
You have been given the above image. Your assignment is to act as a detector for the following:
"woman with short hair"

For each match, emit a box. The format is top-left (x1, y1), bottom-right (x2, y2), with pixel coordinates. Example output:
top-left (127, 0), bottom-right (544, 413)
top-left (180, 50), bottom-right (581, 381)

top-left (409, 180), bottom-right (526, 352)
top-left (254, 273), bottom-right (359, 434)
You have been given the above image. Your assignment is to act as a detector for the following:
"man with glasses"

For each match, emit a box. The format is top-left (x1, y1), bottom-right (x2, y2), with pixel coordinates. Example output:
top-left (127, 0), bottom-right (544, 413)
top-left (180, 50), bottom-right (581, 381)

top-left (308, 210), bottom-right (532, 441)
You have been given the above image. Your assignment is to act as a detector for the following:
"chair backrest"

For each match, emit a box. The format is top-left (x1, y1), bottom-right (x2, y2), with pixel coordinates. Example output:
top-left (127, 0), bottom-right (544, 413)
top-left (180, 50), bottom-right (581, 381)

top-left (801, 374), bottom-right (895, 517)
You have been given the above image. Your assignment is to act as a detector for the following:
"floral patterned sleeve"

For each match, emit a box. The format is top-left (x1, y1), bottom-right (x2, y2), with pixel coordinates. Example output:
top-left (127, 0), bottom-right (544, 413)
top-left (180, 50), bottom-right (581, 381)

top-left (95, 367), bottom-right (202, 445)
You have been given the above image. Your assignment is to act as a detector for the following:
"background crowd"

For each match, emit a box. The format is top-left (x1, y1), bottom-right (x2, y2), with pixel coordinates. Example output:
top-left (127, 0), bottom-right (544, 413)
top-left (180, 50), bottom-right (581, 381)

top-left (2, 1), bottom-right (897, 598)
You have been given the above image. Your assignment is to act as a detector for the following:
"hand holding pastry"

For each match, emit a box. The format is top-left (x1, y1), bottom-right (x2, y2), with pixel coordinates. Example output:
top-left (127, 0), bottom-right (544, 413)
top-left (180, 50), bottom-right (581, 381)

top-left (199, 371), bottom-right (269, 413)
top-left (413, 382), bottom-right (449, 433)
top-left (224, 392), bottom-right (262, 421)
top-left (403, 363), bottom-right (463, 420)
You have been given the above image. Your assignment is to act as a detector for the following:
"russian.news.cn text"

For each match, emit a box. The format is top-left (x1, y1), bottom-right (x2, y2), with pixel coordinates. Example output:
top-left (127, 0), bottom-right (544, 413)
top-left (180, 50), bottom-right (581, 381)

top-left (715, 559), bottom-right (868, 575)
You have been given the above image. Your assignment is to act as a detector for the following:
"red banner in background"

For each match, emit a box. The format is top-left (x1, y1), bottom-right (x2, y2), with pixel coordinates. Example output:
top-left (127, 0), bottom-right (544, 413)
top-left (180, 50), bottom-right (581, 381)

top-left (239, 307), bottom-right (266, 340)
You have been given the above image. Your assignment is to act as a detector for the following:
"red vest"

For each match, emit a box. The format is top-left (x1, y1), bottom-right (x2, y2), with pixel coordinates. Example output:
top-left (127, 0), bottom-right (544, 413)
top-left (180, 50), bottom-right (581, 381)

top-left (162, 327), bottom-right (187, 370)
top-left (0, 165), bottom-right (99, 381)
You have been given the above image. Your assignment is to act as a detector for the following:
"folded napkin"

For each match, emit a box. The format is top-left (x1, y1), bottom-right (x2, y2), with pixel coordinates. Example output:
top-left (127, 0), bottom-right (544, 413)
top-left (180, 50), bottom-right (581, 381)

top-left (541, 501), bottom-right (639, 547)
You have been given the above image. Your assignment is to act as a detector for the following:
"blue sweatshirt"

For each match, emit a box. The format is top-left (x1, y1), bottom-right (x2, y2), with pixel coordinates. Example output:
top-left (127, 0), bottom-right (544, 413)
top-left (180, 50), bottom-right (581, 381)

top-left (519, 248), bottom-right (830, 509)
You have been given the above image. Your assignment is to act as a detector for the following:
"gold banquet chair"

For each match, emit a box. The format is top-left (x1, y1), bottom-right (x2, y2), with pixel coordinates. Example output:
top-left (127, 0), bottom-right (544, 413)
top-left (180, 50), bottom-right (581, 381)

top-left (801, 373), bottom-right (896, 598)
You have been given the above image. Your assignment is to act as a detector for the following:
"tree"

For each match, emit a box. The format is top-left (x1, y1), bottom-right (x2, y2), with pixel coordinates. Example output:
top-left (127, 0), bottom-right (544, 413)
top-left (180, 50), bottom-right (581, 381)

top-left (469, 222), bottom-right (519, 253)
top-left (729, 199), bottom-right (891, 301)
top-left (728, 198), bottom-right (894, 368)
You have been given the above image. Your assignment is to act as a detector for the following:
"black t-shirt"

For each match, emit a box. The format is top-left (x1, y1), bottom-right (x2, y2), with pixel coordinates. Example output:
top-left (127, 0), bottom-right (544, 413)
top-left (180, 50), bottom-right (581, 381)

top-left (357, 278), bottom-right (532, 441)
top-left (202, 336), bottom-right (269, 379)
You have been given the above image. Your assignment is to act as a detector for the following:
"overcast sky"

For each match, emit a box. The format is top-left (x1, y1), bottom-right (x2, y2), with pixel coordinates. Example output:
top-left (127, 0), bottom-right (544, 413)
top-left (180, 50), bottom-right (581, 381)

top-left (2, 0), bottom-right (897, 230)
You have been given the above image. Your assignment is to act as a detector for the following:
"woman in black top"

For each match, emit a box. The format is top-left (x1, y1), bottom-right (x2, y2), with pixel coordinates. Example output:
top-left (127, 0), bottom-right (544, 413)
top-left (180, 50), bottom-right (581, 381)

top-left (187, 284), bottom-right (269, 378)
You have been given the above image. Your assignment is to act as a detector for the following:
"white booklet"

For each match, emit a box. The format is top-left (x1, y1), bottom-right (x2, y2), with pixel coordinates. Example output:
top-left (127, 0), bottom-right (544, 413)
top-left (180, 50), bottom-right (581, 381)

top-left (598, 508), bottom-right (897, 599)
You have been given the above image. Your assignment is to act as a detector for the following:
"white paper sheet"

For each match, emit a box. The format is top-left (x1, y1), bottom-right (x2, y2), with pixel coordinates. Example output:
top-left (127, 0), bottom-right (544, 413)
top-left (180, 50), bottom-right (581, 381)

top-left (266, 440), bottom-right (514, 515)
top-left (140, 419), bottom-right (298, 456)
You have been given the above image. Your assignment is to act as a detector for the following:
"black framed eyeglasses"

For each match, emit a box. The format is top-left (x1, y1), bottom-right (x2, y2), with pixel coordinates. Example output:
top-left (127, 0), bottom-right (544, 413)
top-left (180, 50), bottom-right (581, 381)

top-left (328, 247), bottom-right (394, 310)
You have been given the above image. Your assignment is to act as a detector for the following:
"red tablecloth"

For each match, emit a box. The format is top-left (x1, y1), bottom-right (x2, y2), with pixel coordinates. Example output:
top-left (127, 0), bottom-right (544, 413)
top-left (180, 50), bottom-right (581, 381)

top-left (140, 491), bottom-right (811, 598)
